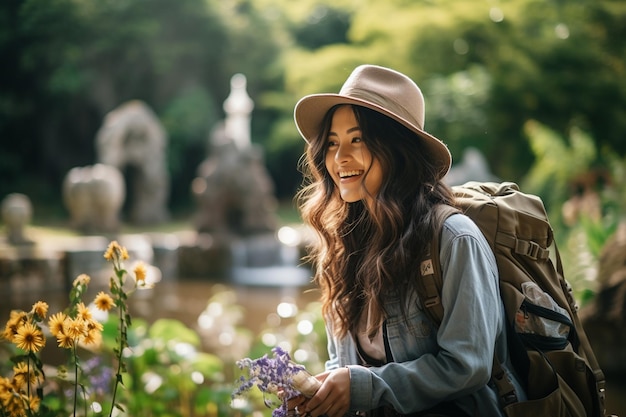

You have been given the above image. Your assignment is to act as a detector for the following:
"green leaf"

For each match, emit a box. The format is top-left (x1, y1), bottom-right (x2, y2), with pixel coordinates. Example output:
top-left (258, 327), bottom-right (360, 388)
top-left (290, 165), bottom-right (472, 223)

top-left (191, 352), bottom-right (224, 379)
top-left (148, 318), bottom-right (201, 346)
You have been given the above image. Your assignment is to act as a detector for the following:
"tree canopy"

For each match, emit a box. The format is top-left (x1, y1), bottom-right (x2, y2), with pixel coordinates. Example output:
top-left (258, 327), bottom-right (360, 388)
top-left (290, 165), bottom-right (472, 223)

top-left (1, 0), bottom-right (624, 219)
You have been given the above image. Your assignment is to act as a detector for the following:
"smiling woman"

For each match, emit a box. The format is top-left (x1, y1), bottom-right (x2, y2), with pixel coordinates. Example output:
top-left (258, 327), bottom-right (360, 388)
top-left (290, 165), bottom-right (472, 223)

top-left (291, 65), bottom-right (524, 417)
top-left (324, 106), bottom-right (382, 206)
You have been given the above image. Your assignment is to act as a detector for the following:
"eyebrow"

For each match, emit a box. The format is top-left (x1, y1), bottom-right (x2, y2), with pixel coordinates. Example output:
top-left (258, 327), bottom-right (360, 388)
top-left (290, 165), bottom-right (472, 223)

top-left (328, 126), bottom-right (361, 137)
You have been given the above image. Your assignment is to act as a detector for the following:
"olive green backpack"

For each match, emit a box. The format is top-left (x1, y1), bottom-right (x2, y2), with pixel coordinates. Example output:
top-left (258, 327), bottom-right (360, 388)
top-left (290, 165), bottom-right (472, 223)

top-left (418, 181), bottom-right (608, 417)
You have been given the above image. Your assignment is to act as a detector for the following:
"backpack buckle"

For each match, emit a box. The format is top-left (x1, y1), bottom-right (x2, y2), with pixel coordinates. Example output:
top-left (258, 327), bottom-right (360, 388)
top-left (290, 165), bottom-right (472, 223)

top-left (424, 295), bottom-right (441, 308)
top-left (501, 392), bottom-right (518, 406)
top-left (516, 240), bottom-right (543, 260)
top-left (527, 241), bottom-right (540, 260)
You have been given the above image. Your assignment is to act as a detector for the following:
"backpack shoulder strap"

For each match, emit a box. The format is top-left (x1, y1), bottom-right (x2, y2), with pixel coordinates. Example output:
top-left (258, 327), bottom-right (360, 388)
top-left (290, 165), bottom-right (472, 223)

top-left (417, 202), bottom-right (519, 407)
top-left (417, 204), bottom-right (459, 326)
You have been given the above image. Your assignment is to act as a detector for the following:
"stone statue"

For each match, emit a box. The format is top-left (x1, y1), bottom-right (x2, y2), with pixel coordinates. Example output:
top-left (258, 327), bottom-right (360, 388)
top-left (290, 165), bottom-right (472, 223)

top-left (62, 164), bottom-right (125, 234)
top-left (1, 193), bottom-right (34, 245)
top-left (191, 124), bottom-right (278, 236)
top-left (191, 74), bottom-right (278, 237)
top-left (95, 100), bottom-right (169, 225)
top-left (444, 147), bottom-right (499, 186)
top-left (223, 73), bottom-right (254, 150)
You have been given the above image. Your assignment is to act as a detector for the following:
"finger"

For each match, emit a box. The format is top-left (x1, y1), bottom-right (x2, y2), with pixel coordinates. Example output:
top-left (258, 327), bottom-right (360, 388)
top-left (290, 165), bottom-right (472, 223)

top-left (287, 395), bottom-right (305, 406)
top-left (304, 392), bottom-right (325, 417)
top-left (285, 396), bottom-right (305, 416)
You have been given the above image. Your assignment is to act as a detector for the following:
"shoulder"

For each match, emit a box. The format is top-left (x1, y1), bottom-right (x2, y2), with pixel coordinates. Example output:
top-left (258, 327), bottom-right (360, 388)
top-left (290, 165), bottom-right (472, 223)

top-left (441, 212), bottom-right (482, 239)
top-left (440, 213), bottom-right (494, 265)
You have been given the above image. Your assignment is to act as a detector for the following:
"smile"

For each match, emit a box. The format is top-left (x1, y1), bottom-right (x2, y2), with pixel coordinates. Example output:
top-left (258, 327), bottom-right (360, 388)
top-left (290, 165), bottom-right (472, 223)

top-left (338, 170), bottom-right (364, 178)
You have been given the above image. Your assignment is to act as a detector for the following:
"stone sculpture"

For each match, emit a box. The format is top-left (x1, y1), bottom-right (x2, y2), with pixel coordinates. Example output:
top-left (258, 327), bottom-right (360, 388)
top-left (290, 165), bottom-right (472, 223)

top-left (62, 164), bottom-right (125, 234)
top-left (95, 100), bottom-right (169, 225)
top-left (179, 73), bottom-right (284, 278)
top-left (444, 147), bottom-right (499, 186)
top-left (1, 193), bottom-right (34, 245)
top-left (191, 74), bottom-right (278, 237)
top-left (223, 73), bottom-right (254, 150)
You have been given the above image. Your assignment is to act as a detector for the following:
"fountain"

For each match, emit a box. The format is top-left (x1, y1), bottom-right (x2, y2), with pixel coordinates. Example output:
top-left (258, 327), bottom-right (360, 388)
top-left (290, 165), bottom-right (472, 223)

top-left (180, 73), bottom-right (311, 286)
top-left (2, 73), bottom-right (310, 292)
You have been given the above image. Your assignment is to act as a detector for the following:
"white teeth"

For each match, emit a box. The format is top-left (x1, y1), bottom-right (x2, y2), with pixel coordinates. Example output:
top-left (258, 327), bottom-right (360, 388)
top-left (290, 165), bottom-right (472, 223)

top-left (339, 170), bottom-right (363, 178)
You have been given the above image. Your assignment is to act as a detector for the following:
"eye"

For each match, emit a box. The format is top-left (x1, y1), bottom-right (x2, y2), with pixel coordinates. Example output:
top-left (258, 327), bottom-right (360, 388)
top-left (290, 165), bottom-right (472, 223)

top-left (326, 139), bottom-right (338, 149)
top-left (352, 137), bottom-right (362, 143)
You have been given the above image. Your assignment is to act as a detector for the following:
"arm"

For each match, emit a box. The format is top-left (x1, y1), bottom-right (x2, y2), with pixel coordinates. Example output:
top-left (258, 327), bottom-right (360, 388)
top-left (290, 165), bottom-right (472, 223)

top-left (308, 216), bottom-right (502, 416)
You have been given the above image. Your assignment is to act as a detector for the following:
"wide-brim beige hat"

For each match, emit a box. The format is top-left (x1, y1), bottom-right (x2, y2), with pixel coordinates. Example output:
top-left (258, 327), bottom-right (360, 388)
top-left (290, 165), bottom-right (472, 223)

top-left (294, 64), bottom-right (452, 177)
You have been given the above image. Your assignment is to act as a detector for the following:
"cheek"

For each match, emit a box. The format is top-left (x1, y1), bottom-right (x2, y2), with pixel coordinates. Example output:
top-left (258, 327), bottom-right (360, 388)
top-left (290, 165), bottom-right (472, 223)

top-left (325, 155), bottom-right (338, 183)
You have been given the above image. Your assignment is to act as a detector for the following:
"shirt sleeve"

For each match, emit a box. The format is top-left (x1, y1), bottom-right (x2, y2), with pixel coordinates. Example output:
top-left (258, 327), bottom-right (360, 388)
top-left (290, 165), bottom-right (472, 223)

top-left (347, 214), bottom-right (502, 414)
top-left (325, 322), bottom-right (341, 371)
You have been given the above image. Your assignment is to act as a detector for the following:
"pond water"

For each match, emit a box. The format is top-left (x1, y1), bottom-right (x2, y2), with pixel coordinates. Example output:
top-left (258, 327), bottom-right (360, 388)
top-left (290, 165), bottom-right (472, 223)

top-left (1, 275), bottom-right (321, 346)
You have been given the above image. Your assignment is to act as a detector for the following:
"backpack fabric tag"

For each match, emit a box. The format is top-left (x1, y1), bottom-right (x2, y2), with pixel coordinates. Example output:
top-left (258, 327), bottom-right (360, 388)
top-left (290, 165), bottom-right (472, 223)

top-left (420, 259), bottom-right (433, 276)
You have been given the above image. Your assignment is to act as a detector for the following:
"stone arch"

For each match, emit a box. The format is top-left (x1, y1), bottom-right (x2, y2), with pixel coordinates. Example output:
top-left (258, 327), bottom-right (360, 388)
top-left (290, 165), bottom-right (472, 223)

top-left (95, 100), bottom-right (169, 224)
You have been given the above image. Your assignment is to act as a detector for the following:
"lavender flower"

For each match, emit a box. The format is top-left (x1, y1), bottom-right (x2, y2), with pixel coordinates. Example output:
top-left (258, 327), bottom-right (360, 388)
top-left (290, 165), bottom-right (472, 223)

top-left (83, 356), bottom-right (114, 396)
top-left (232, 346), bottom-right (321, 417)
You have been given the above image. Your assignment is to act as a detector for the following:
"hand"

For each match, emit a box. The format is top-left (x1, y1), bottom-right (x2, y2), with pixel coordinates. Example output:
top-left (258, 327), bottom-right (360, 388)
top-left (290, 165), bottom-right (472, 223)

top-left (286, 393), bottom-right (307, 416)
top-left (304, 368), bottom-right (351, 417)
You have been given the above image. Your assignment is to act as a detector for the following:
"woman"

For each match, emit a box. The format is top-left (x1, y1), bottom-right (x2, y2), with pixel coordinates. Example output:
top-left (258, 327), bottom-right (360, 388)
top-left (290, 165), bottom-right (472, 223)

top-left (292, 65), bottom-right (524, 417)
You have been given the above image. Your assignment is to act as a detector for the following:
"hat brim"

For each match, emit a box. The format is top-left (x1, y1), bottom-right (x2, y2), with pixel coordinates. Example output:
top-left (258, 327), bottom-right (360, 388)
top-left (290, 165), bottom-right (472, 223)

top-left (294, 93), bottom-right (452, 177)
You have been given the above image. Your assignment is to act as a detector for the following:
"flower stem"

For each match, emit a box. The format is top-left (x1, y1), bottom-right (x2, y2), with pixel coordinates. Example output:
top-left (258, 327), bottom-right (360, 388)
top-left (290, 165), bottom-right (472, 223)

top-left (73, 343), bottom-right (78, 417)
top-left (109, 263), bottom-right (127, 417)
top-left (26, 356), bottom-right (31, 416)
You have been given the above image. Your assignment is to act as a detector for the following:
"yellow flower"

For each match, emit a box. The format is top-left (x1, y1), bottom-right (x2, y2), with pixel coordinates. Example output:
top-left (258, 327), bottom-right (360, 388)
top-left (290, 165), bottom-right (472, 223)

top-left (13, 362), bottom-right (42, 387)
top-left (104, 240), bottom-right (129, 261)
top-left (28, 394), bottom-right (41, 413)
top-left (103, 241), bottom-right (117, 260)
top-left (64, 317), bottom-right (87, 340)
top-left (48, 312), bottom-right (67, 337)
top-left (2, 310), bottom-right (27, 341)
top-left (81, 319), bottom-right (104, 347)
top-left (56, 332), bottom-right (74, 349)
top-left (87, 319), bottom-right (104, 333)
top-left (94, 291), bottom-right (115, 311)
top-left (81, 327), bottom-right (103, 347)
top-left (76, 302), bottom-right (92, 321)
top-left (0, 376), bottom-right (13, 403)
top-left (73, 273), bottom-right (91, 287)
top-left (13, 322), bottom-right (45, 352)
top-left (31, 301), bottom-right (48, 320)
top-left (134, 262), bottom-right (147, 283)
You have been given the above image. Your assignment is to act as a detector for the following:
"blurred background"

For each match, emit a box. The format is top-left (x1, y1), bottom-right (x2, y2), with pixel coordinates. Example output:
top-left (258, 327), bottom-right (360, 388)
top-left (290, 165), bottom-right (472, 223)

top-left (2, 0), bottom-right (625, 220)
top-left (1, 0), bottom-right (626, 415)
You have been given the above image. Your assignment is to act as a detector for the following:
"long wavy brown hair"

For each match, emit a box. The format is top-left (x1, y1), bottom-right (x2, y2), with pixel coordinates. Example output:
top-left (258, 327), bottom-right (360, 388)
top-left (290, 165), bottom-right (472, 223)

top-left (296, 104), bottom-right (455, 340)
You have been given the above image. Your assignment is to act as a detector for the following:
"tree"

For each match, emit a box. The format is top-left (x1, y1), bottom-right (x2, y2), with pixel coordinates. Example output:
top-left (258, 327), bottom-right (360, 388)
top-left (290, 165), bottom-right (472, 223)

top-left (279, 0), bottom-right (626, 184)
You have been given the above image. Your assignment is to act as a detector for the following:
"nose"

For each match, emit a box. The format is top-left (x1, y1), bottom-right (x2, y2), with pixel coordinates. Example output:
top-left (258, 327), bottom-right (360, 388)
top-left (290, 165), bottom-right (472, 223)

top-left (334, 143), bottom-right (352, 163)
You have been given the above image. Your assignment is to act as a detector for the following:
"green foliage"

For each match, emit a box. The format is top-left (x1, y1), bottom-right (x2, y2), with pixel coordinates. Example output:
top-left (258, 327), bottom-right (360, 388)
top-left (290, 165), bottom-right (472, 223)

top-left (148, 318), bottom-right (202, 346)
top-left (289, 5), bottom-right (351, 49)
top-left (521, 120), bottom-right (597, 223)
top-left (161, 88), bottom-right (218, 209)
top-left (281, 0), bottom-right (626, 184)
top-left (2, 0), bottom-right (626, 213)
top-left (520, 120), bottom-right (626, 304)
top-left (98, 313), bottom-right (231, 416)
top-left (424, 65), bottom-right (492, 159)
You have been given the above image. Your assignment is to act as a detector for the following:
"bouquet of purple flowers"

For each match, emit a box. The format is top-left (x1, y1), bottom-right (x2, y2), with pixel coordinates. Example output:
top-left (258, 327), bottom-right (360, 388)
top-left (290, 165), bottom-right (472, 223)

top-left (233, 346), bottom-right (321, 417)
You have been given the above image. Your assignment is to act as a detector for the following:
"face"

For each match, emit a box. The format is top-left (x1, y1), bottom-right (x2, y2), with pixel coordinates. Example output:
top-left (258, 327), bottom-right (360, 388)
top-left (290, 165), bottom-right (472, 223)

top-left (325, 106), bottom-right (383, 205)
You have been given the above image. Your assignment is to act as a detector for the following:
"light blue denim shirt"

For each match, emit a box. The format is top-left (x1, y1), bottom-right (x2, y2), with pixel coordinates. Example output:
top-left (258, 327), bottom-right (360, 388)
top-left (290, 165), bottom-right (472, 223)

top-left (324, 214), bottom-right (525, 416)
